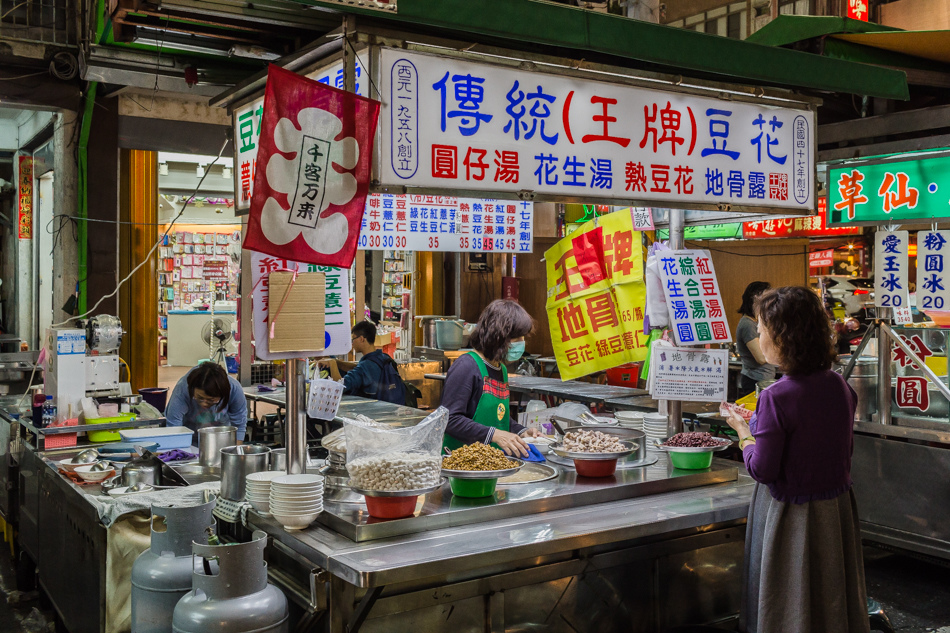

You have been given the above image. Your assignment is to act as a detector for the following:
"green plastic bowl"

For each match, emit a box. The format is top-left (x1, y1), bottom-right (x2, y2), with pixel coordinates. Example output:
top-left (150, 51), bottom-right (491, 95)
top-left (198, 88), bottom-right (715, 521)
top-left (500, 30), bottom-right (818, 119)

top-left (668, 450), bottom-right (714, 470)
top-left (449, 476), bottom-right (498, 498)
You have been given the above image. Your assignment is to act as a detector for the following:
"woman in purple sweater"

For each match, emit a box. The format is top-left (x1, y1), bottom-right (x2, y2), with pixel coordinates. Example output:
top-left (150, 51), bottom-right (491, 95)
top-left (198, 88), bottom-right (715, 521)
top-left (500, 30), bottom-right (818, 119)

top-left (725, 286), bottom-right (869, 633)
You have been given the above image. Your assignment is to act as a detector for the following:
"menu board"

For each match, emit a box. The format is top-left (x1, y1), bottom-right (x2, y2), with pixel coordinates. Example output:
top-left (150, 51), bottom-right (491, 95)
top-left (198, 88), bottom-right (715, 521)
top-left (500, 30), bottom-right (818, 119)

top-left (656, 249), bottom-right (731, 345)
top-left (916, 230), bottom-right (950, 312)
top-left (874, 230), bottom-right (910, 309)
top-left (649, 347), bottom-right (728, 402)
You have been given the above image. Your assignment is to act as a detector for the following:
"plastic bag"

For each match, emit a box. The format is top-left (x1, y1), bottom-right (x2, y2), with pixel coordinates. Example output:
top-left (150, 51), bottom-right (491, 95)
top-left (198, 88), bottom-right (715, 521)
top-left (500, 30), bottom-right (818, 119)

top-left (343, 407), bottom-right (449, 491)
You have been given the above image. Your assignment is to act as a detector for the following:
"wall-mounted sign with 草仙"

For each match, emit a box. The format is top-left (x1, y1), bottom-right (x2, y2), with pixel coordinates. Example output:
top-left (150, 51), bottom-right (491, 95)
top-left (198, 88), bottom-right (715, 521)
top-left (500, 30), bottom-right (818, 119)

top-left (828, 155), bottom-right (950, 226)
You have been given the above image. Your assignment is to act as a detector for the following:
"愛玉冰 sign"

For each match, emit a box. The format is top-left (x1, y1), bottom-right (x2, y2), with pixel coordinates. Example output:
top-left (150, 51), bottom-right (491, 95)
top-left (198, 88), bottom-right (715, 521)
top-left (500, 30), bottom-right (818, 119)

top-left (657, 250), bottom-right (731, 345)
top-left (545, 209), bottom-right (648, 380)
top-left (18, 156), bottom-right (32, 240)
top-left (808, 249), bottom-right (834, 268)
top-left (874, 230), bottom-right (910, 309)
top-left (916, 230), bottom-right (950, 311)
top-left (361, 193), bottom-right (533, 252)
top-left (649, 347), bottom-right (728, 402)
top-left (233, 56), bottom-right (368, 214)
top-left (743, 197), bottom-right (860, 238)
top-left (379, 48), bottom-right (815, 210)
top-left (829, 156), bottom-right (950, 225)
top-left (251, 251), bottom-right (351, 360)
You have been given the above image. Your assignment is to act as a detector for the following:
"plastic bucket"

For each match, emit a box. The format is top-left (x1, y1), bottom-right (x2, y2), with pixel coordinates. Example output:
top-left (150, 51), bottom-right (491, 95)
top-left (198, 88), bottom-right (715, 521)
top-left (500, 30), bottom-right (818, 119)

top-left (669, 451), bottom-right (714, 470)
top-left (138, 388), bottom-right (169, 414)
top-left (364, 495), bottom-right (419, 519)
top-left (573, 458), bottom-right (618, 477)
top-left (448, 477), bottom-right (498, 498)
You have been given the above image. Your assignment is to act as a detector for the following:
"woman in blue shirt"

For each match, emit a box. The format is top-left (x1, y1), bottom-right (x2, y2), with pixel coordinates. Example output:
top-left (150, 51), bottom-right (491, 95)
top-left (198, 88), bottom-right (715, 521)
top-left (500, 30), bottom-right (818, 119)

top-left (165, 362), bottom-right (247, 444)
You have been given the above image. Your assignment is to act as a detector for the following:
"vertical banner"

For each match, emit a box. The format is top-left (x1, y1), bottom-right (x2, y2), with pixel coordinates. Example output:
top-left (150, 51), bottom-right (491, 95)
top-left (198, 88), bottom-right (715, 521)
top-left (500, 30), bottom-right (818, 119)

top-left (17, 156), bottom-right (33, 239)
top-left (847, 0), bottom-right (869, 21)
top-left (874, 230), bottom-right (910, 309)
top-left (545, 210), bottom-right (648, 381)
top-left (245, 65), bottom-right (380, 268)
top-left (916, 230), bottom-right (950, 312)
top-left (656, 250), bottom-right (731, 345)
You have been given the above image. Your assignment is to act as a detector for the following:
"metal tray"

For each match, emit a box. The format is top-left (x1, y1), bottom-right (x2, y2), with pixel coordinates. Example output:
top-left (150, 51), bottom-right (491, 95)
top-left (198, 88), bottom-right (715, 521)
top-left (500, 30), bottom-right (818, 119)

top-left (550, 440), bottom-right (638, 461)
top-left (351, 479), bottom-right (446, 498)
top-left (497, 462), bottom-right (558, 485)
top-left (441, 457), bottom-right (524, 479)
top-left (546, 453), bottom-right (658, 470)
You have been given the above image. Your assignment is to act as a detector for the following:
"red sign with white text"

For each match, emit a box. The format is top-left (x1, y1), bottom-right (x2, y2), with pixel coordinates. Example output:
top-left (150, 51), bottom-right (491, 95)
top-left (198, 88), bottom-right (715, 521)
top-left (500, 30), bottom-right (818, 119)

top-left (896, 376), bottom-right (929, 412)
top-left (808, 249), bottom-right (834, 268)
top-left (847, 0), bottom-right (869, 21)
top-left (743, 197), bottom-right (861, 239)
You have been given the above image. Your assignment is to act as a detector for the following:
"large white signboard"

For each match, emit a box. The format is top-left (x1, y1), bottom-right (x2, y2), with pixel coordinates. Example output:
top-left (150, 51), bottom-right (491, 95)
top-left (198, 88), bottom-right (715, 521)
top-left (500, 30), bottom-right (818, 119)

top-left (360, 193), bottom-right (533, 252)
top-left (379, 48), bottom-right (815, 209)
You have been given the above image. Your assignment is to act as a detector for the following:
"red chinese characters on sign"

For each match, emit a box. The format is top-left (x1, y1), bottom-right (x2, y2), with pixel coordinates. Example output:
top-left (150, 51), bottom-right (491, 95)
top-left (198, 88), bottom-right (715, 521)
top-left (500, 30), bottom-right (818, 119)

top-left (892, 334), bottom-right (933, 370)
top-left (743, 197), bottom-right (860, 238)
top-left (896, 376), bottom-right (929, 412)
top-left (834, 170), bottom-right (868, 221)
top-left (17, 156), bottom-right (32, 240)
top-left (847, 0), bottom-right (868, 21)
top-left (878, 172), bottom-right (919, 213)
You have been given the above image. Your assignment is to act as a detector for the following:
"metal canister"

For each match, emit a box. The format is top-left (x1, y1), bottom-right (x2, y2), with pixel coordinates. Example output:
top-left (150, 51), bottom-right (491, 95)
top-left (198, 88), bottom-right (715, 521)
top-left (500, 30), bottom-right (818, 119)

top-left (198, 426), bottom-right (237, 468)
top-left (131, 497), bottom-right (216, 633)
top-left (219, 445), bottom-right (270, 500)
top-left (172, 530), bottom-right (289, 633)
top-left (835, 357), bottom-right (878, 422)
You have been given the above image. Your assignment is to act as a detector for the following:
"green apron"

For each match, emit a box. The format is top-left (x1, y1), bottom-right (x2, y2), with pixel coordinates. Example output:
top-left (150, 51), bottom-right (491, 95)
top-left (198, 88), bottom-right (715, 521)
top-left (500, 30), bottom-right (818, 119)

top-left (443, 352), bottom-right (511, 451)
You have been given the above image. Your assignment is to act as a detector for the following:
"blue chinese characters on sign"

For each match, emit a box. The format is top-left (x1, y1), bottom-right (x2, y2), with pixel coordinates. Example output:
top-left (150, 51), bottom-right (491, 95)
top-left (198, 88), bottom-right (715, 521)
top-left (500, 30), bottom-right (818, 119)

top-left (391, 59), bottom-right (419, 179)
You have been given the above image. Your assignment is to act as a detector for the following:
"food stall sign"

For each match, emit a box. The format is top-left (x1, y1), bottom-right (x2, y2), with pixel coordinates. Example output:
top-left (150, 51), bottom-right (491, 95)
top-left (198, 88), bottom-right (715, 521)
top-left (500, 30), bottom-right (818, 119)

top-left (656, 223), bottom-right (743, 240)
top-left (847, 0), bottom-right (869, 21)
top-left (916, 230), bottom-right (950, 312)
top-left (874, 230), bottom-right (910, 309)
top-left (378, 48), bottom-right (815, 211)
top-left (656, 249), bottom-right (732, 345)
top-left (545, 209), bottom-right (648, 381)
top-left (17, 156), bottom-right (32, 239)
top-left (233, 54), bottom-right (369, 215)
top-left (649, 347), bottom-right (728, 402)
top-left (743, 197), bottom-right (860, 238)
top-left (361, 193), bottom-right (533, 252)
top-left (808, 249), bottom-right (834, 268)
top-left (896, 376), bottom-right (929, 412)
top-left (250, 251), bottom-right (351, 360)
top-left (829, 155), bottom-right (950, 225)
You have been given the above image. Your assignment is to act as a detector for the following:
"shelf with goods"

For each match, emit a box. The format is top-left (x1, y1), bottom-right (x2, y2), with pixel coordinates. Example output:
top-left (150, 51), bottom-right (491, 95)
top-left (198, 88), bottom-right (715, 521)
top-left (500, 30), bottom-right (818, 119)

top-left (382, 250), bottom-right (414, 361)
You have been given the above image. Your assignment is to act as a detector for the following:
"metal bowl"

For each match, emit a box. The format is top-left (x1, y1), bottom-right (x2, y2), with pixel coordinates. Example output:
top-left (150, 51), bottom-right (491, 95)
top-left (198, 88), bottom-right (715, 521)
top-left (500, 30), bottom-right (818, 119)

top-left (653, 438), bottom-right (732, 453)
top-left (441, 457), bottom-right (525, 479)
top-left (70, 449), bottom-right (99, 464)
top-left (550, 440), bottom-right (638, 461)
top-left (350, 478), bottom-right (446, 497)
top-left (559, 427), bottom-right (646, 461)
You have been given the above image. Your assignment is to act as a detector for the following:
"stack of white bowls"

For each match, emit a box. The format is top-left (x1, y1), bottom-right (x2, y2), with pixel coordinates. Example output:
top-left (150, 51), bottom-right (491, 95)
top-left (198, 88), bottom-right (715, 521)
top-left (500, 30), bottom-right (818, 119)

top-left (245, 471), bottom-right (285, 514)
top-left (643, 413), bottom-right (669, 446)
top-left (269, 474), bottom-right (324, 531)
top-left (614, 410), bottom-right (644, 430)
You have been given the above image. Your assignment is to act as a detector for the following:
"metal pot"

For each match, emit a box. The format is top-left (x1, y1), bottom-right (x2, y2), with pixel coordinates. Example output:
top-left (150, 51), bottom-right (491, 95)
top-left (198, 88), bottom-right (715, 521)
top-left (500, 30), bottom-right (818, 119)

top-left (435, 319), bottom-right (465, 350)
top-left (835, 357), bottom-right (878, 422)
top-left (123, 462), bottom-right (161, 487)
top-left (220, 445), bottom-right (270, 501)
top-left (415, 316), bottom-right (441, 348)
top-left (198, 426), bottom-right (237, 468)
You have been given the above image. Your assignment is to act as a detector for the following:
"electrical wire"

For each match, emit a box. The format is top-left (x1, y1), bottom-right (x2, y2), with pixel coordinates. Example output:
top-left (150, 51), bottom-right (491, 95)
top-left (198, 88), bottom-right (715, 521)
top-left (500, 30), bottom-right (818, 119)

top-left (52, 137), bottom-right (230, 327)
top-left (0, 71), bottom-right (47, 81)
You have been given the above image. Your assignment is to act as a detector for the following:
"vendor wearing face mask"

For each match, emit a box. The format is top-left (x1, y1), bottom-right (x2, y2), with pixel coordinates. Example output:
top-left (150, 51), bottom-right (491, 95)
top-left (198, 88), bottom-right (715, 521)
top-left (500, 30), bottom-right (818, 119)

top-left (441, 299), bottom-right (540, 457)
top-left (165, 361), bottom-right (247, 445)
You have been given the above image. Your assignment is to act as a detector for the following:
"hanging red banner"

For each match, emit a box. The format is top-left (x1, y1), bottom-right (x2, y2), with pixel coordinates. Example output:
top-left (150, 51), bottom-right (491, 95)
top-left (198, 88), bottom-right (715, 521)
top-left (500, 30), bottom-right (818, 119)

top-left (245, 64), bottom-right (380, 268)
top-left (743, 197), bottom-right (861, 239)
top-left (17, 156), bottom-right (33, 240)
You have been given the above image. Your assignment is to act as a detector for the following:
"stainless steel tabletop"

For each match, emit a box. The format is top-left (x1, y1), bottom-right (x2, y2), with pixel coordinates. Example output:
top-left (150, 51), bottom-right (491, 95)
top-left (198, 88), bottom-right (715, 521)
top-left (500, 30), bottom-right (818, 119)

top-left (318, 454), bottom-right (738, 542)
top-left (253, 469), bottom-right (754, 588)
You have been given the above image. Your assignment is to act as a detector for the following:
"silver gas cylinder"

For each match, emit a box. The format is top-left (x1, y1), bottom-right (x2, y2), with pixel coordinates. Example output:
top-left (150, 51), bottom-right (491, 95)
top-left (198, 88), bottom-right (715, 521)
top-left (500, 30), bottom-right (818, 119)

top-left (172, 530), bottom-right (289, 633)
top-left (131, 496), bottom-right (216, 633)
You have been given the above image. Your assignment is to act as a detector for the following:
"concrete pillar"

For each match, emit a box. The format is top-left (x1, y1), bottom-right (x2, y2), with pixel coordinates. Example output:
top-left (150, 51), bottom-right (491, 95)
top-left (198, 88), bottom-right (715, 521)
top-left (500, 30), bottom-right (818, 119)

top-left (52, 112), bottom-right (79, 329)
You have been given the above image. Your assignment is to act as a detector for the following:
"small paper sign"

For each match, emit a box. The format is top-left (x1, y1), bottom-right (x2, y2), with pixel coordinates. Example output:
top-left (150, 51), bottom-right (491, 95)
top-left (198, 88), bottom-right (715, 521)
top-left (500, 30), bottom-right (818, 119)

top-left (649, 346), bottom-right (728, 402)
top-left (631, 207), bottom-right (654, 231)
top-left (893, 306), bottom-right (913, 325)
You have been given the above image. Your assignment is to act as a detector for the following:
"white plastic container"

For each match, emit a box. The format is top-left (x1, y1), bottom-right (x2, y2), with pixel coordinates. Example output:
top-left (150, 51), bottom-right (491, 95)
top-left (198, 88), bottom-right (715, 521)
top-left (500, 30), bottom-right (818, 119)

top-left (120, 426), bottom-right (193, 449)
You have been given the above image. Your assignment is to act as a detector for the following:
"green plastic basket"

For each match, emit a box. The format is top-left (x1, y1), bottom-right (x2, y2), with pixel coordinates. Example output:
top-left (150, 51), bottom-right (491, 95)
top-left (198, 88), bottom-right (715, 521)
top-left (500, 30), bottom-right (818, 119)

top-left (85, 413), bottom-right (136, 443)
top-left (668, 450), bottom-right (714, 470)
top-left (448, 476), bottom-right (498, 498)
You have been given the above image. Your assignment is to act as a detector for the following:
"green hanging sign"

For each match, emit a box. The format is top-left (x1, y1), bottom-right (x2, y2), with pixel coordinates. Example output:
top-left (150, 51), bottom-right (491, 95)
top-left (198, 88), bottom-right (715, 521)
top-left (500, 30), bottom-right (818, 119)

top-left (829, 154), bottom-right (950, 225)
top-left (657, 223), bottom-right (743, 240)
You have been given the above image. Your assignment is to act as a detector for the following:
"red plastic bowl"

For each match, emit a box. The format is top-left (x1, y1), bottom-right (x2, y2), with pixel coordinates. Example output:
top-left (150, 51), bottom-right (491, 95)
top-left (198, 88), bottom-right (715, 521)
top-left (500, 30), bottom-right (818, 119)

top-left (364, 495), bottom-right (419, 519)
top-left (573, 458), bottom-right (618, 477)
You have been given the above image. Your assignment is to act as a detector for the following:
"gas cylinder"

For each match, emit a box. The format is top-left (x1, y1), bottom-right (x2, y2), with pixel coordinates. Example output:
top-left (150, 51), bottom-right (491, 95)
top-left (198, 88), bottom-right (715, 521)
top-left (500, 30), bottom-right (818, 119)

top-left (131, 496), bottom-right (216, 633)
top-left (172, 530), bottom-right (289, 633)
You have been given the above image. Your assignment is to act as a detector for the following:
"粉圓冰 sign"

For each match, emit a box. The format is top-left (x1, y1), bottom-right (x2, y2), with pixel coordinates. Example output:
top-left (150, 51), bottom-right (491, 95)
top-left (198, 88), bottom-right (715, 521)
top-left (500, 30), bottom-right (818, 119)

top-left (378, 48), bottom-right (815, 210)
top-left (829, 155), bottom-right (950, 225)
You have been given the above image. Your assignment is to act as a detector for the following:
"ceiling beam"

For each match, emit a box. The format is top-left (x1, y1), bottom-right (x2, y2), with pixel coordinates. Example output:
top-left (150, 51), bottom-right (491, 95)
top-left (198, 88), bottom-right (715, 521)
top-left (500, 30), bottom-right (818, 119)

top-left (818, 104), bottom-right (950, 145)
top-left (819, 132), bottom-right (950, 162)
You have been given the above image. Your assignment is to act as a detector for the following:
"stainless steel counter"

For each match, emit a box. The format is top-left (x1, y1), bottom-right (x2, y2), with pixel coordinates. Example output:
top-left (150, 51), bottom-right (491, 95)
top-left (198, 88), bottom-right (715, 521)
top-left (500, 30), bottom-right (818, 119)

top-left (424, 373), bottom-right (649, 404)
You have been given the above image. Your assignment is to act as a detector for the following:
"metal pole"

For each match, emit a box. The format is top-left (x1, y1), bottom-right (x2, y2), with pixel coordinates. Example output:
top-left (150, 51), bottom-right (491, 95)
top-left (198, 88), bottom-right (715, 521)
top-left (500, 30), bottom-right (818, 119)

top-left (665, 208), bottom-right (685, 436)
top-left (877, 323), bottom-right (892, 425)
top-left (455, 252), bottom-right (462, 318)
top-left (285, 358), bottom-right (308, 474)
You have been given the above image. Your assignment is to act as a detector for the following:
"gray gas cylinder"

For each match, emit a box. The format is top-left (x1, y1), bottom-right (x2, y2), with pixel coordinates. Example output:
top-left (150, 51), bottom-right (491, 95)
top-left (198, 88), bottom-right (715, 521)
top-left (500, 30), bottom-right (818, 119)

top-left (172, 530), bottom-right (289, 633)
top-left (131, 496), bottom-right (217, 633)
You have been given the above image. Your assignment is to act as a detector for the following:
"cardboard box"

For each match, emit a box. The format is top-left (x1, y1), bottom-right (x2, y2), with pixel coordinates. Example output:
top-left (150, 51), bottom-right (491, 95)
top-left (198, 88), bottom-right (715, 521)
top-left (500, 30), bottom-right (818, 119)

top-left (267, 272), bottom-right (326, 353)
top-left (880, 0), bottom-right (950, 30)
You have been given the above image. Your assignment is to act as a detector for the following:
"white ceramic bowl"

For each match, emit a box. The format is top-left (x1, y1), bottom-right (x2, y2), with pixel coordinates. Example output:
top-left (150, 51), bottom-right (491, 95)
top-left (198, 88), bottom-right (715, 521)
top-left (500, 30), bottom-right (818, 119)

top-left (248, 499), bottom-right (270, 514)
top-left (246, 493), bottom-right (272, 501)
top-left (272, 474), bottom-right (324, 487)
top-left (247, 471), bottom-right (286, 483)
top-left (270, 484), bottom-right (324, 492)
top-left (271, 511), bottom-right (320, 531)
top-left (271, 505), bottom-right (323, 515)
top-left (58, 458), bottom-right (90, 473)
top-left (270, 487), bottom-right (324, 497)
top-left (270, 495), bottom-right (322, 507)
top-left (74, 464), bottom-right (117, 482)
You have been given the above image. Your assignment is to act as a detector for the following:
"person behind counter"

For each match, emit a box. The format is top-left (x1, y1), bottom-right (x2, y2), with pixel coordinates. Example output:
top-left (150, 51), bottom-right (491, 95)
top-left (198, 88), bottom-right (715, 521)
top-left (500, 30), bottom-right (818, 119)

top-left (341, 321), bottom-right (407, 405)
top-left (725, 287), bottom-right (868, 633)
top-left (165, 361), bottom-right (247, 444)
top-left (441, 299), bottom-right (540, 457)
top-left (736, 281), bottom-right (777, 398)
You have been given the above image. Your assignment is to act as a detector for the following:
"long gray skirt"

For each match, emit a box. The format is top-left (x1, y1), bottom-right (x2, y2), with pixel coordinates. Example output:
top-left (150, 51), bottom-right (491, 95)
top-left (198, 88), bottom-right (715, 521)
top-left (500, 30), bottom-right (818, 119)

top-left (740, 483), bottom-right (869, 633)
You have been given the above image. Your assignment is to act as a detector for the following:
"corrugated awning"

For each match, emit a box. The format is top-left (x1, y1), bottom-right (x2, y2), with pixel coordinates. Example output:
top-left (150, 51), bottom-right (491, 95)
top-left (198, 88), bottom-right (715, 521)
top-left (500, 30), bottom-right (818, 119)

top-left (299, 0), bottom-right (909, 100)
